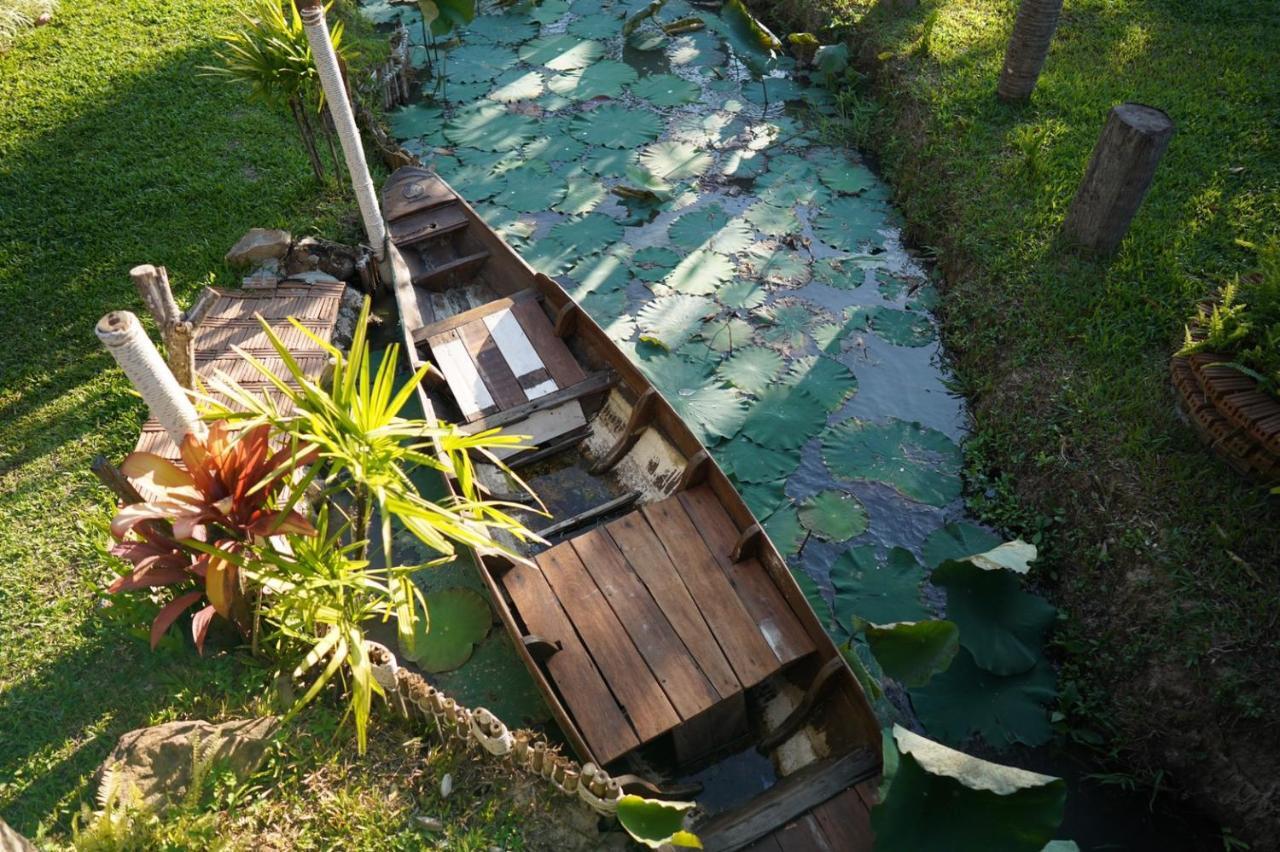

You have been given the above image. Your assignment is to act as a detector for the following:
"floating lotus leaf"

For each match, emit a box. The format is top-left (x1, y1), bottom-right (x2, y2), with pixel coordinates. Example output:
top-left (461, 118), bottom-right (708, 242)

top-left (922, 523), bottom-right (1003, 570)
top-left (441, 78), bottom-right (497, 103)
top-left (720, 148), bottom-right (767, 178)
top-left (699, 316), bottom-right (756, 352)
top-left (716, 345), bottom-right (784, 395)
top-left (579, 147), bottom-right (639, 177)
top-left (830, 545), bottom-right (929, 634)
top-left (910, 649), bottom-right (1057, 749)
top-left (639, 140), bottom-right (713, 181)
top-left (473, 205), bottom-right (537, 247)
top-left (463, 12), bottom-right (538, 44)
top-left (758, 177), bottom-right (829, 209)
top-left (758, 152), bottom-right (817, 183)
top-left (717, 279), bottom-right (767, 311)
top-left (571, 105), bottom-right (664, 147)
top-left (553, 175), bottom-right (608, 215)
top-left (822, 418), bottom-right (962, 507)
top-left (669, 111), bottom-right (742, 147)
top-left (362, 0), bottom-right (408, 24)
top-left (668, 204), bottom-right (727, 250)
top-left (519, 34), bottom-right (605, 70)
top-left (389, 103), bottom-right (447, 140)
top-left (404, 586), bottom-right (491, 673)
top-left (718, 436), bottom-right (798, 484)
top-left (933, 548), bottom-right (1055, 676)
top-left (492, 165), bottom-right (567, 212)
top-left (812, 319), bottom-right (859, 354)
top-left (811, 256), bottom-right (866, 290)
top-left (581, 288), bottom-right (637, 341)
top-left (487, 68), bottom-right (546, 102)
top-left (669, 30), bottom-right (721, 66)
top-left (565, 246), bottom-right (633, 298)
top-left (740, 386), bottom-right (827, 450)
top-left (818, 159), bottom-right (876, 195)
top-left (432, 632), bottom-right (550, 726)
top-left (790, 565), bottom-right (831, 624)
top-left (861, 620), bottom-right (959, 689)
top-left (908, 285), bottom-right (940, 311)
top-left (787, 355), bottom-right (857, 411)
top-left (444, 104), bottom-right (539, 150)
top-left (448, 160), bottom-right (507, 201)
top-left (547, 59), bottom-right (638, 100)
top-left (661, 249), bottom-right (735, 296)
top-left (743, 201), bottom-right (799, 237)
top-left (876, 272), bottom-right (912, 300)
top-left (446, 44), bottom-right (519, 83)
top-left (527, 0), bottom-right (570, 24)
top-left (521, 238), bottom-right (580, 276)
top-left (567, 9), bottom-right (626, 38)
top-left (631, 246), bottom-right (681, 281)
top-left (628, 30), bottom-right (667, 51)
top-left (798, 490), bottom-right (867, 542)
top-left (761, 301), bottom-right (813, 350)
top-left (742, 75), bottom-right (807, 104)
top-left (739, 479), bottom-right (788, 519)
top-left (873, 725), bottom-right (1067, 850)
top-left (851, 305), bottom-right (936, 347)
top-left (814, 195), bottom-right (886, 251)
top-left (636, 294), bottom-right (716, 350)
top-left (764, 505), bottom-right (804, 555)
top-left (653, 369), bottom-right (748, 444)
top-left (743, 247), bottom-right (810, 287)
top-left (550, 212), bottom-right (624, 253)
top-left (631, 73), bottom-right (702, 106)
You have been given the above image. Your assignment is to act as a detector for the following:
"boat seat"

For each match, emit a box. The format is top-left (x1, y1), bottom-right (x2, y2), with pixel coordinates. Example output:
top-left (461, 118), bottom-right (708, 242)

top-left (414, 288), bottom-right (592, 457)
top-left (499, 485), bottom-right (817, 765)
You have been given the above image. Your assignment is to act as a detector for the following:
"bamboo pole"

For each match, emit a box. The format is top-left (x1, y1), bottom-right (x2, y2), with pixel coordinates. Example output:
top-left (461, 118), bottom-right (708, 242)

top-left (96, 311), bottom-right (205, 446)
top-left (300, 0), bottom-right (388, 260)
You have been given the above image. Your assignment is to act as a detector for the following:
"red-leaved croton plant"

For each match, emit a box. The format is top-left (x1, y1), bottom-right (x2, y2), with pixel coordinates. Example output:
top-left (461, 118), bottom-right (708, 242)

top-left (108, 421), bottom-right (315, 652)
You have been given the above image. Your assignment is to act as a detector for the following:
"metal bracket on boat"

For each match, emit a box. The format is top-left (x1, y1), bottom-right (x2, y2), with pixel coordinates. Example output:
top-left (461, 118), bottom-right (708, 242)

top-left (757, 657), bottom-right (846, 753)
top-left (731, 523), bottom-right (764, 562)
top-left (589, 387), bottom-right (658, 475)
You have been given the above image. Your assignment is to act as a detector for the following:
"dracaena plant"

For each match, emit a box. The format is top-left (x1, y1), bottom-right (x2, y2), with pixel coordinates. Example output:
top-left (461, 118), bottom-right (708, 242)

top-left (108, 421), bottom-right (316, 650)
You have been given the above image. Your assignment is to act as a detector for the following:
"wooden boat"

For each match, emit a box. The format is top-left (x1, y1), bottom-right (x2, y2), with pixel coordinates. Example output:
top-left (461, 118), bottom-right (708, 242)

top-left (381, 165), bottom-right (882, 850)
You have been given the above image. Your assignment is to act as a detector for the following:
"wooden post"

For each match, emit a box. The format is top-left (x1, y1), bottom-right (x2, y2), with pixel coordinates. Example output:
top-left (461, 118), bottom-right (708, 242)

top-left (996, 0), bottom-right (1063, 102)
top-left (1061, 103), bottom-right (1174, 256)
top-left (130, 265), bottom-right (194, 388)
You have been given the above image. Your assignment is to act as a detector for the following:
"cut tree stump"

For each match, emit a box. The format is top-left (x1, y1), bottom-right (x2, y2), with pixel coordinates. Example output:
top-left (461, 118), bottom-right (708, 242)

top-left (1061, 103), bottom-right (1174, 256)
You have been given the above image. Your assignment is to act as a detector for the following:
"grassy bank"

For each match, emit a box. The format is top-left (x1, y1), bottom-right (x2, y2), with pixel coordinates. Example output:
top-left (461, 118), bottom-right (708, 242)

top-left (767, 0), bottom-right (1280, 841)
top-left (0, 0), bottom-right (539, 845)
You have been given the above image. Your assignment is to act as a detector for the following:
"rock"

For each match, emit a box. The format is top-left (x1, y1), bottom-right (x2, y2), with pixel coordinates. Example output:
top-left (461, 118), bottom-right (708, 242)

top-left (284, 236), bottom-right (359, 283)
top-left (243, 259), bottom-right (282, 289)
top-left (226, 228), bottom-right (292, 267)
top-left (94, 717), bottom-right (278, 814)
top-left (331, 285), bottom-right (365, 350)
top-left (282, 270), bottom-right (343, 286)
top-left (0, 817), bottom-right (36, 851)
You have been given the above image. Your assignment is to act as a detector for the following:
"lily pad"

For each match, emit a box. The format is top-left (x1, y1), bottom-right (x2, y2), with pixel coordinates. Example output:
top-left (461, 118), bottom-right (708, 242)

top-left (616, 796), bottom-right (700, 850)
top-left (716, 346), bottom-right (783, 395)
top-left (818, 159), bottom-right (876, 195)
top-left (743, 247), bottom-right (810, 287)
top-left (739, 479), bottom-right (788, 520)
top-left (636, 294), bottom-right (716, 350)
top-left (474, 205), bottom-right (537, 247)
top-left (581, 288), bottom-right (637, 341)
top-left (405, 586), bottom-right (492, 673)
top-left (444, 104), bottom-right (538, 150)
top-left (813, 195), bottom-right (886, 251)
top-left (565, 247), bottom-right (633, 298)
top-left (463, 12), bottom-right (538, 45)
top-left (555, 175), bottom-right (609, 214)
top-left (662, 249), bottom-right (735, 296)
top-left (639, 140), bottom-right (713, 181)
top-left (830, 545), bottom-right (930, 634)
top-left (668, 205), bottom-right (754, 254)
top-left (717, 279), bottom-right (767, 311)
top-left (579, 146), bottom-right (639, 176)
top-left (521, 238), bottom-right (580, 276)
top-left (492, 166), bottom-right (567, 212)
top-left (550, 212), bottom-right (624, 254)
top-left (631, 73), bottom-right (702, 106)
top-left (488, 68), bottom-right (546, 102)
top-left (527, 0), bottom-right (570, 25)
top-left (821, 418), bottom-right (962, 507)
top-left (447, 44), bottom-right (519, 83)
top-left (571, 105), bottom-right (664, 147)
top-left (861, 620), bottom-right (960, 689)
top-left (787, 355), bottom-right (857, 411)
top-left (740, 386), bottom-right (827, 450)
top-left (910, 649), bottom-right (1057, 749)
top-left (699, 316), bottom-right (756, 352)
top-left (631, 246), bottom-right (681, 281)
top-left (851, 306), bottom-right (936, 348)
top-left (763, 505), bottom-right (804, 555)
top-left (389, 103), bottom-right (447, 140)
top-left (933, 547), bottom-right (1056, 676)
top-left (761, 301), bottom-right (813, 350)
top-left (743, 201), bottom-right (799, 237)
top-left (567, 10), bottom-right (626, 39)
top-left (811, 256), bottom-right (866, 290)
top-left (718, 436), bottom-right (798, 484)
top-left (720, 149), bottom-right (767, 178)
top-left (547, 60), bottom-right (638, 100)
top-left (519, 34), bottom-right (605, 70)
top-left (798, 490), bottom-right (868, 542)
top-left (922, 523), bottom-right (1003, 570)
top-left (659, 374), bottom-right (748, 444)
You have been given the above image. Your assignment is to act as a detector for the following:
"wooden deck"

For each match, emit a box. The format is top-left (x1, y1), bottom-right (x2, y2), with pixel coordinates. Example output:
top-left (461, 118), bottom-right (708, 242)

top-left (741, 783), bottom-right (877, 852)
top-left (134, 281), bottom-right (344, 459)
top-left (501, 484), bottom-right (817, 765)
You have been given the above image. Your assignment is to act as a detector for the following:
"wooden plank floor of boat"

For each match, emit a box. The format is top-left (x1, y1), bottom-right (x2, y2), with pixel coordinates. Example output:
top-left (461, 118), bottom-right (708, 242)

top-left (741, 783), bottom-right (877, 851)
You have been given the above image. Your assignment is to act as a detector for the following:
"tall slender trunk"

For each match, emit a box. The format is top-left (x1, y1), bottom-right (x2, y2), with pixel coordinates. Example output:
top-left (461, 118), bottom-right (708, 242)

top-left (321, 105), bottom-right (346, 191)
top-left (289, 96), bottom-right (326, 180)
top-left (997, 0), bottom-right (1064, 102)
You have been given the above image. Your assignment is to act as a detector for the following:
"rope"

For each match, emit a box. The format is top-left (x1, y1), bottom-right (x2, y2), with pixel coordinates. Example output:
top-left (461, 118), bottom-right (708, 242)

top-left (368, 642), bottom-right (624, 815)
top-left (96, 311), bottom-right (206, 447)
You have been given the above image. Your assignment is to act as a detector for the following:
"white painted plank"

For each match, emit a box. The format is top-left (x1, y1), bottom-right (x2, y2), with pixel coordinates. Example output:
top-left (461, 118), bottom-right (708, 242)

top-left (433, 337), bottom-right (494, 418)
top-left (490, 403), bottom-right (588, 459)
top-left (483, 310), bottom-right (558, 399)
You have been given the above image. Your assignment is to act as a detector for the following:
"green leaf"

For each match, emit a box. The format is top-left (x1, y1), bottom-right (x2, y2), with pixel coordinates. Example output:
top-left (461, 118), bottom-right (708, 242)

top-left (388, 103), bottom-right (446, 140)
top-left (741, 386), bottom-right (828, 450)
top-left (699, 316), bottom-right (756, 352)
top-left (518, 34), bottom-right (605, 70)
top-left (492, 166), bottom-right (567, 212)
top-left (861, 619), bottom-right (959, 688)
top-left (403, 587), bottom-right (492, 673)
top-left (661, 249), bottom-right (735, 296)
top-left (579, 146), bottom-right (639, 177)
top-left (798, 490), bottom-right (867, 542)
top-left (570, 105), bottom-right (664, 147)
top-left (761, 301), bottom-right (813, 350)
top-left (872, 725), bottom-right (1067, 852)
top-left (743, 201), bottom-right (799, 237)
top-left (763, 505), bottom-right (804, 555)
top-left (830, 545), bottom-right (929, 633)
top-left (718, 278), bottom-right (767, 311)
top-left (850, 305), bottom-right (936, 347)
top-left (567, 9), bottom-right (626, 39)
top-left (526, 133), bottom-right (587, 163)
top-left (742, 247), bottom-right (810, 287)
top-left (527, 0), bottom-right (569, 25)
top-left (429, 0), bottom-right (476, 35)
top-left (717, 346), bottom-right (785, 395)
top-left (646, 358), bottom-right (749, 443)
top-left (932, 549), bottom-right (1055, 676)
top-left (521, 238), bottom-right (580, 276)
top-left (636, 295), bottom-right (716, 350)
top-left (444, 103), bottom-right (538, 150)
top-left (564, 246), bottom-right (633, 298)
top-left (487, 68), bottom-right (546, 102)
top-left (910, 649), bottom-right (1057, 749)
top-left (631, 73), bottom-right (702, 106)
top-left (549, 212), bottom-right (624, 254)
top-left (791, 566), bottom-right (832, 625)
top-left (810, 256), bottom-right (866, 290)
top-left (818, 158), bottom-right (876, 195)
top-left (547, 59), bottom-right (638, 100)
top-left (821, 418), bottom-right (963, 507)
top-left (787, 355), bottom-right (857, 410)
top-left (814, 195), bottom-right (887, 252)
top-left (616, 795), bottom-right (700, 849)
top-left (668, 205), bottom-right (754, 255)
top-left (446, 44), bottom-right (517, 83)
top-left (718, 0), bottom-right (781, 78)
top-left (463, 11), bottom-right (537, 44)
top-left (717, 436), bottom-right (798, 484)
top-left (922, 522), bottom-right (1003, 570)
top-left (556, 174), bottom-right (609, 215)
top-left (720, 149), bottom-right (767, 178)
top-left (639, 140), bottom-right (713, 181)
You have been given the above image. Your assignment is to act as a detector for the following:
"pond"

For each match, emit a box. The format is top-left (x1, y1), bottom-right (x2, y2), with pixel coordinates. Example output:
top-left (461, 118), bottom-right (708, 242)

top-left (359, 0), bottom-right (1217, 846)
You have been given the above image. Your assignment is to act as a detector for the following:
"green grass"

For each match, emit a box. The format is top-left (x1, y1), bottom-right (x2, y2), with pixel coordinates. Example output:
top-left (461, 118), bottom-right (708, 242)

top-left (0, 1), bottom-right (541, 845)
top-left (780, 0), bottom-right (1280, 840)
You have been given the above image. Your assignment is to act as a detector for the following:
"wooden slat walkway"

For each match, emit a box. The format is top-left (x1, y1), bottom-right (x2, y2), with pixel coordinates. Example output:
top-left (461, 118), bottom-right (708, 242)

top-left (134, 281), bottom-right (344, 460)
top-left (741, 783), bottom-right (877, 852)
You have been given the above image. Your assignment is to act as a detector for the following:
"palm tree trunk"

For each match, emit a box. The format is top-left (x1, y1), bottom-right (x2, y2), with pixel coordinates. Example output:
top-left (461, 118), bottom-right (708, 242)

top-left (289, 96), bottom-right (326, 180)
top-left (997, 0), bottom-right (1064, 102)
